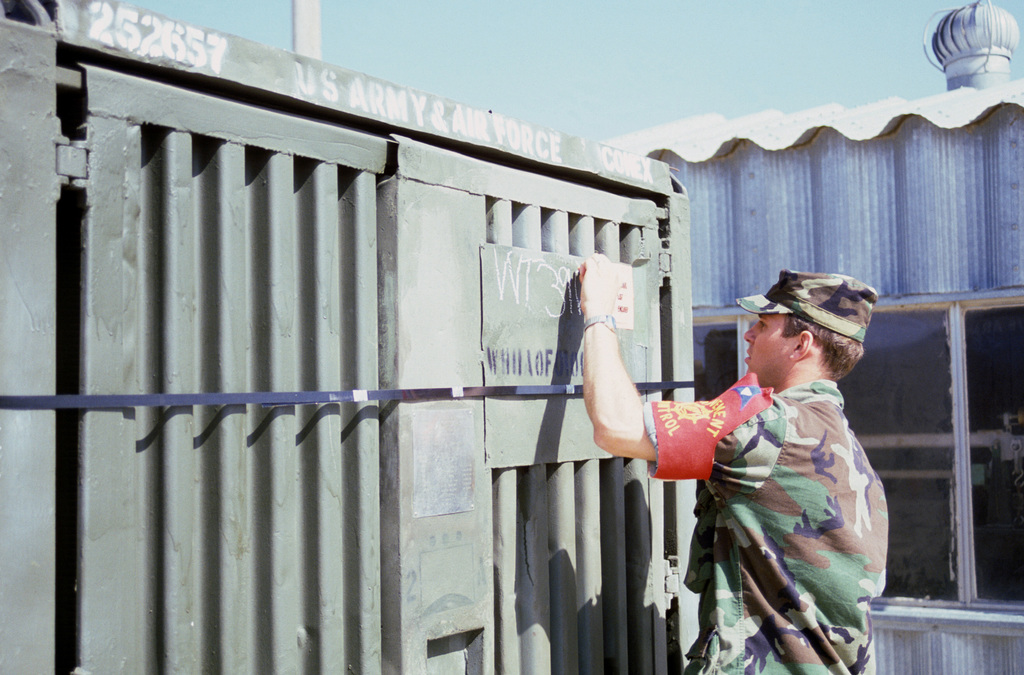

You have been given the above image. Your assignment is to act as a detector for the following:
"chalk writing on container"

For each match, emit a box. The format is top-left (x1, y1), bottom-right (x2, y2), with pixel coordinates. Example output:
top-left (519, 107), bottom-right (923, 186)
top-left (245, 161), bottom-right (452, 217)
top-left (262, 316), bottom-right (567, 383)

top-left (87, 2), bottom-right (229, 75)
top-left (491, 247), bottom-right (581, 319)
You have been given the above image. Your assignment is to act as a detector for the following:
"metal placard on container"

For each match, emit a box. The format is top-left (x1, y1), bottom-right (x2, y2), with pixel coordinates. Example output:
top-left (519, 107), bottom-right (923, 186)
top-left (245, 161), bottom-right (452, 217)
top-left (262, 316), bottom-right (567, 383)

top-left (412, 408), bottom-right (476, 518)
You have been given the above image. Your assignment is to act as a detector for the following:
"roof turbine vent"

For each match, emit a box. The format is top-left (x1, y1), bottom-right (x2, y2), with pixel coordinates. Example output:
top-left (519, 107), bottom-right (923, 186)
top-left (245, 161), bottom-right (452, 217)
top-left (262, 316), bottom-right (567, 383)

top-left (928, 1), bottom-right (1020, 90)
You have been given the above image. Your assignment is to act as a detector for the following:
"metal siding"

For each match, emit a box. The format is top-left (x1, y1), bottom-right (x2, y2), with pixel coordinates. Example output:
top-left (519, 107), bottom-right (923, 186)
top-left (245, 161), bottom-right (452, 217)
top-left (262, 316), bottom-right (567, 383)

top-left (0, 19), bottom-right (59, 674)
top-left (874, 625), bottom-right (1024, 674)
top-left (344, 169), bottom-right (384, 672)
top-left (78, 113), bottom-right (144, 671)
top-left (895, 117), bottom-right (968, 295)
top-left (675, 105), bottom-right (1024, 307)
top-left (493, 468), bottom-right (521, 673)
top-left (932, 633), bottom-right (1020, 674)
top-left (987, 106), bottom-right (1024, 290)
top-left (678, 159), bottom-right (732, 309)
top-left (600, 458), bottom-right (631, 673)
top-left (874, 628), bottom-right (934, 673)
top-left (75, 75), bottom-right (386, 672)
top-left (808, 130), bottom-right (899, 295)
top-left (624, 458), bottom-right (656, 675)
top-left (661, 190), bottom-right (699, 667)
top-left (519, 463), bottom-right (553, 673)
top-left (574, 459), bottom-right (605, 674)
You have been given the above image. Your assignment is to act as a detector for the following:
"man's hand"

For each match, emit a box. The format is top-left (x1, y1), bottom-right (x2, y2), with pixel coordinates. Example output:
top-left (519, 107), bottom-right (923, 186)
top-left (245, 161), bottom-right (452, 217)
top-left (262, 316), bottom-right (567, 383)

top-left (578, 253), bottom-right (619, 319)
top-left (579, 253), bottom-right (656, 462)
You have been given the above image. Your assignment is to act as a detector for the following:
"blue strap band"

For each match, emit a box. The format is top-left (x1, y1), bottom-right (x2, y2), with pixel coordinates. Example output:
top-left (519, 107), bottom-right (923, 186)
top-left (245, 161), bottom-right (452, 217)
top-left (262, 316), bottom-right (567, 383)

top-left (0, 381), bottom-right (694, 411)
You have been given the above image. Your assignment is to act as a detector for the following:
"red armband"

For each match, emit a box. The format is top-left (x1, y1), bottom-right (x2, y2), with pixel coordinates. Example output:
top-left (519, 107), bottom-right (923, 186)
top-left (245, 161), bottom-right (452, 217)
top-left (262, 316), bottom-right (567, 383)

top-left (650, 373), bottom-right (773, 480)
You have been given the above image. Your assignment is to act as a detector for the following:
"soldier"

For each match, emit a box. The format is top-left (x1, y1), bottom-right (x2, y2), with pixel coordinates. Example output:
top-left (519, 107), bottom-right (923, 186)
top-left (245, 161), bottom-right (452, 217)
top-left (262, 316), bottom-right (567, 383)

top-left (579, 254), bottom-right (888, 675)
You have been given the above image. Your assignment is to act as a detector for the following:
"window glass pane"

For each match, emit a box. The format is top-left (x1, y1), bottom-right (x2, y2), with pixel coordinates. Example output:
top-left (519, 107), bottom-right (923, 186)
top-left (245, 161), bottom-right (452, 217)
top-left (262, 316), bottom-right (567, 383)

top-left (966, 306), bottom-right (1024, 602)
top-left (843, 311), bottom-right (957, 600)
top-left (693, 323), bottom-right (737, 401)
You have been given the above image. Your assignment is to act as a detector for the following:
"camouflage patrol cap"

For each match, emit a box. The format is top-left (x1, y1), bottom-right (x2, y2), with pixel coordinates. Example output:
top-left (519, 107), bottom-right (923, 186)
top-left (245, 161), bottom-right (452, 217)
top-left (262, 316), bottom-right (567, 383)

top-left (737, 270), bottom-right (878, 342)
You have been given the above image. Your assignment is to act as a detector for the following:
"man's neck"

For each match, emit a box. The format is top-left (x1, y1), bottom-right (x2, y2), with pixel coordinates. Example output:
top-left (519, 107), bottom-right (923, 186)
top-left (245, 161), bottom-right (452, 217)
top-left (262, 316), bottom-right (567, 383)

top-left (772, 364), bottom-right (831, 393)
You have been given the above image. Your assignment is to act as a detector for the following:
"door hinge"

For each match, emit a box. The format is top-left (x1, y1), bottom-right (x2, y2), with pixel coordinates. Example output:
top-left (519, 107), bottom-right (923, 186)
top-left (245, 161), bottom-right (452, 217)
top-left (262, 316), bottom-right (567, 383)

top-left (56, 139), bottom-right (88, 183)
top-left (659, 251), bottom-right (672, 276)
top-left (665, 555), bottom-right (681, 598)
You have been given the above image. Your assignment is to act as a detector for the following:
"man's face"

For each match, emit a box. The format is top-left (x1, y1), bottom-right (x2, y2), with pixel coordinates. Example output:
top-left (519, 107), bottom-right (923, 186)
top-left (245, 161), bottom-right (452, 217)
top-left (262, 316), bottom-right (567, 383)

top-left (743, 313), bottom-right (799, 390)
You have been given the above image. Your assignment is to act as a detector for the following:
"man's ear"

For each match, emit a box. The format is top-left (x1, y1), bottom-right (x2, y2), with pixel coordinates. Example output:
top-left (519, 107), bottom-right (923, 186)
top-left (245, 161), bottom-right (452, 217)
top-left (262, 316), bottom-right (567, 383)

top-left (795, 330), bottom-right (817, 358)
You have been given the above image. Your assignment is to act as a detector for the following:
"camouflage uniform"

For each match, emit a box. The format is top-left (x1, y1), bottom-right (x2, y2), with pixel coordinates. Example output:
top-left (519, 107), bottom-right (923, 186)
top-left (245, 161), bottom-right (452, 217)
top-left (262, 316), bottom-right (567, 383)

top-left (674, 381), bottom-right (888, 674)
top-left (644, 270), bottom-right (888, 674)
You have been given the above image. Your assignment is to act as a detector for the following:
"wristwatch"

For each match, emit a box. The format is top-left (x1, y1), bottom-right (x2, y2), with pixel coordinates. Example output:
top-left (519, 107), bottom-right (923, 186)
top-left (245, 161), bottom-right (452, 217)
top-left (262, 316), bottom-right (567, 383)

top-left (584, 314), bottom-right (617, 333)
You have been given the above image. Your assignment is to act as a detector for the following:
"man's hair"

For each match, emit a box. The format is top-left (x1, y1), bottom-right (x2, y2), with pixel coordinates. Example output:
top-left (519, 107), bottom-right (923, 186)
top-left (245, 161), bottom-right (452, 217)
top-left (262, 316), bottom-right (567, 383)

top-left (782, 315), bottom-right (865, 380)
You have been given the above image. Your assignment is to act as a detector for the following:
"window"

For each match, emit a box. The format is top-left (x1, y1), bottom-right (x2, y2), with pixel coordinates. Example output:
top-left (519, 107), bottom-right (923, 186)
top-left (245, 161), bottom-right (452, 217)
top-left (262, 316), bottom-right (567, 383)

top-left (693, 323), bottom-right (738, 401)
top-left (966, 306), bottom-right (1024, 602)
top-left (842, 311), bottom-right (956, 600)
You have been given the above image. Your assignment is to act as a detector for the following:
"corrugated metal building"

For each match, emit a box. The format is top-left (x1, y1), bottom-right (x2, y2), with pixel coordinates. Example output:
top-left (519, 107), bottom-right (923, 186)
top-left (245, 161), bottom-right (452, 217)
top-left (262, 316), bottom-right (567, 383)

top-left (610, 79), bottom-right (1024, 671)
top-left (611, 80), bottom-right (1024, 306)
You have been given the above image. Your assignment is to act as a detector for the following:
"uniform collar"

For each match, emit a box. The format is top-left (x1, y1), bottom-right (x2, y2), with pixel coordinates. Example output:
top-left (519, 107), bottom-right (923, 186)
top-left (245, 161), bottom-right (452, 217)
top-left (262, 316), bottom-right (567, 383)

top-left (775, 379), bottom-right (844, 409)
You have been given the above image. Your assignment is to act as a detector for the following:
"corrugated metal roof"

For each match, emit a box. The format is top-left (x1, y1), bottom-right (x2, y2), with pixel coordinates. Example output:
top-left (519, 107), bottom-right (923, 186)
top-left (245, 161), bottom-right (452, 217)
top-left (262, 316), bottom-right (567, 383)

top-left (609, 81), bottom-right (1024, 309)
top-left (608, 78), bottom-right (1024, 163)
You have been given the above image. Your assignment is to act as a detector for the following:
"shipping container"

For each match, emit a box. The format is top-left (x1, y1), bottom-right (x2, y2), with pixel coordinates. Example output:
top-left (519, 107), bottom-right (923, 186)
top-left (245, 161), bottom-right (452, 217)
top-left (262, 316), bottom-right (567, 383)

top-left (0, 1), bottom-right (693, 673)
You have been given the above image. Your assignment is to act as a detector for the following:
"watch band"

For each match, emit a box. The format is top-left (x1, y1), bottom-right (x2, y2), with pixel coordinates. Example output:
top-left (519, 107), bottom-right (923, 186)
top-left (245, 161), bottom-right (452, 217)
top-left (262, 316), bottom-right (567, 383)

top-left (584, 314), bottom-right (617, 332)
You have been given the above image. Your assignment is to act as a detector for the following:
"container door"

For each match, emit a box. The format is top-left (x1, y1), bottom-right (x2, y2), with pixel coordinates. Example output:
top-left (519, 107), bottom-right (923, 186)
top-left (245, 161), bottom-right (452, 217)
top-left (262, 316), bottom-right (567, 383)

top-left (378, 136), bottom-right (694, 674)
top-left (70, 64), bottom-right (388, 673)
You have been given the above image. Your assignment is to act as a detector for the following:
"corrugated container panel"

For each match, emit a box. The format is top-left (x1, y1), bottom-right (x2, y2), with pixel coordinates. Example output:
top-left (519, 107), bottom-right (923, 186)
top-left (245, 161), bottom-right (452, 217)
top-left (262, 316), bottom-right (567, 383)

top-left (0, 19), bottom-right (59, 674)
top-left (75, 65), bottom-right (388, 673)
top-left (491, 455), bottom-right (666, 674)
top-left (671, 104), bottom-right (1024, 307)
top-left (574, 459), bottom-right (605, 673)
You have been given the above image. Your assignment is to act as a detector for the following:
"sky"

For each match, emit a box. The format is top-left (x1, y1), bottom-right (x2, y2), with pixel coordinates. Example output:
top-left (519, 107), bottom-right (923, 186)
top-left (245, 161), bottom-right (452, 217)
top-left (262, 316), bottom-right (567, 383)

top-left (127, 1), bottom-right (1017, 142)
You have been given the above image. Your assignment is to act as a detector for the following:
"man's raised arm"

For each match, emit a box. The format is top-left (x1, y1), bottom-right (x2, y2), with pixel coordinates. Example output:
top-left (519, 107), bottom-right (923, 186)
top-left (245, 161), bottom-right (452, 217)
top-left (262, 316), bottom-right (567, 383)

top-left (578, 253), bottom-right (656, 462)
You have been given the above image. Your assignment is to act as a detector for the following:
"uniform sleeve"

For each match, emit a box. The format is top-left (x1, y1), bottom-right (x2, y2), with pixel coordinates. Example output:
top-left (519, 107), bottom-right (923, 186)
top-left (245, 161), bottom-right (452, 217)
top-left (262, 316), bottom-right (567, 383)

top-left (645, 374), bottom-right (774, 481)
top-left (709, 400), bottom-right (788, 496)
